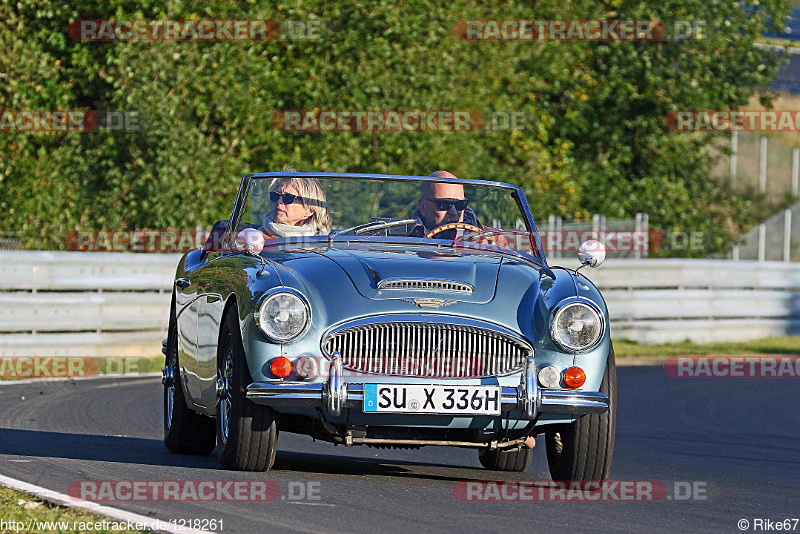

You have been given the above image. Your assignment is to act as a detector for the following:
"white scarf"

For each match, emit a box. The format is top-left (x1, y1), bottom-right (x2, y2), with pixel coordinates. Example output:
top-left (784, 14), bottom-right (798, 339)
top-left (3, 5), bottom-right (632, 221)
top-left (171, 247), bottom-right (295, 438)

top-left (262, 212), bottom-right (321, 238)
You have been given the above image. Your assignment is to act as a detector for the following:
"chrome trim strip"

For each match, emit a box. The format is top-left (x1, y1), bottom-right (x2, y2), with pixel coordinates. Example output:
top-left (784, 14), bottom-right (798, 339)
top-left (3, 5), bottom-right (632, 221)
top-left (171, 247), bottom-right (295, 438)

top-left (249, 171), bottom-right (522, 191)
top-left (224, 174), bottom-right (250, 253)
top-left (538, 390), bottom-right (610, 414)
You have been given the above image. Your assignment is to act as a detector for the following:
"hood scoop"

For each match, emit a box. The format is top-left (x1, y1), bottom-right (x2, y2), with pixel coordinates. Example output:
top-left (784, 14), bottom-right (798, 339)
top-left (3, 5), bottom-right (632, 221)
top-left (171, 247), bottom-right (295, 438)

top-left (376, 278), bottom-right (474, 294)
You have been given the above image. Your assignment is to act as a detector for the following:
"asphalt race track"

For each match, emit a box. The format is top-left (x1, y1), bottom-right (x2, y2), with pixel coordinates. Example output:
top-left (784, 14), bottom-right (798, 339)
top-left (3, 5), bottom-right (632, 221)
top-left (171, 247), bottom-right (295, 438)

top-left (0, 366), bottom-right (797, 533)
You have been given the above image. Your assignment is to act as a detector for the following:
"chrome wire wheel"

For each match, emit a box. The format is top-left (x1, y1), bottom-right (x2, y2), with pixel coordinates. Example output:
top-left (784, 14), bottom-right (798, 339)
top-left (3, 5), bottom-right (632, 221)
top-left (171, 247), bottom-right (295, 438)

top-left (217, 334), bottom-right (234, 445)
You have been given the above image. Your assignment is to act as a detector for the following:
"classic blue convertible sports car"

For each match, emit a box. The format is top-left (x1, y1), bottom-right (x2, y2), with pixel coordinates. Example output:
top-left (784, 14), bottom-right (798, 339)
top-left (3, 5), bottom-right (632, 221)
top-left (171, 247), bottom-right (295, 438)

top-left (162, 172), bottom-right (615, 480)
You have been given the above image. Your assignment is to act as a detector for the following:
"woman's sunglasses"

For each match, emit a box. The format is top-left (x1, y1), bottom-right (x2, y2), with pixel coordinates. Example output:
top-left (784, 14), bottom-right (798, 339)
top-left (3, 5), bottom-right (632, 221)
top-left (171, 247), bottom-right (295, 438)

top-left (423, 196), bottom-right (470, 212)
top-left (270, 191), bottom-right (304, 205)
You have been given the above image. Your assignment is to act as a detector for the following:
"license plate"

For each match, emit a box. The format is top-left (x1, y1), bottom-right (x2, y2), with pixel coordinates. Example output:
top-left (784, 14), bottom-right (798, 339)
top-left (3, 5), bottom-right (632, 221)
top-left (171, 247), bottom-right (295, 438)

top-left (363, 384), bottom-right (501, 415)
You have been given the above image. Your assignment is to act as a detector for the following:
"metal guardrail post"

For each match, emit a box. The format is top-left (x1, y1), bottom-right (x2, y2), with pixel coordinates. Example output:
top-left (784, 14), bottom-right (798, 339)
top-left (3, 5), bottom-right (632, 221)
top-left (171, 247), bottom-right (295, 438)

top-left (758, 223), bottom-right (767, 262)
top-left (759, 136), bottom-right (768, 194)
top-left (642, 213), bottom-right (649, 258)
top-left (555, 215), bottom-right (562, 259)
top-left (634, 213), bottom-right (642, 259)
top-left (784, 209), bottom-right (792, 263)
top-left (794, 148), bottom-right (799, 198)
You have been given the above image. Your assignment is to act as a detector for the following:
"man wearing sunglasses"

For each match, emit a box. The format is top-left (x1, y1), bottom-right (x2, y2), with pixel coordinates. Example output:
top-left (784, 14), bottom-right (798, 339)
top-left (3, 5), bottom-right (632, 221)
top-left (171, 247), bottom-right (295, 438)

top-left (406, 171), bottom-right (473, 238)
top-left (407, 171), bottom-right (507, 246)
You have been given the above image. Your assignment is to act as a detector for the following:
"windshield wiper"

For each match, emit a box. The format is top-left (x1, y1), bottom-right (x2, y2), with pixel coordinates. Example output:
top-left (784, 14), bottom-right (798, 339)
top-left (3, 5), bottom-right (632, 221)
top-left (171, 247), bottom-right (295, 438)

top-left (328, 219), bottom-right (416, 245)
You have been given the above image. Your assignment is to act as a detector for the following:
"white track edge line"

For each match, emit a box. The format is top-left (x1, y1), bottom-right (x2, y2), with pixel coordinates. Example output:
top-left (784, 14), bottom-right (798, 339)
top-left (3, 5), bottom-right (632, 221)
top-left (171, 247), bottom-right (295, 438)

top-left (0, 472), bottom-right (214, 534)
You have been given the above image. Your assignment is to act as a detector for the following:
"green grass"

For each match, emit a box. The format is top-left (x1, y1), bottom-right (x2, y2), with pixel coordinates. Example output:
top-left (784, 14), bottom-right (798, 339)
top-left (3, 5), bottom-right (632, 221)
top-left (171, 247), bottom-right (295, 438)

top-left (0, 485), bottom-right (149, 533)
top-left (613, 335), bottom-right (800, 358)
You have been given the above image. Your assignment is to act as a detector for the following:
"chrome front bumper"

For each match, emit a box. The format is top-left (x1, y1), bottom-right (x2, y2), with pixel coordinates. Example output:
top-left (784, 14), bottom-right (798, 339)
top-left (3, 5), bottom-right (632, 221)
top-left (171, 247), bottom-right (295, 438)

top-left (245, 353), bottom-right (609, 420)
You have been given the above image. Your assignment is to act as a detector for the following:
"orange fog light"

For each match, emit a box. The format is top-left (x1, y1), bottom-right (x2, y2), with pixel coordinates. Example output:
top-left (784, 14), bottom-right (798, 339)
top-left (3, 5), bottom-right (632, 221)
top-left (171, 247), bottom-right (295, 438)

top-left (270, 357), bottom-right (292, 378)
top-left (563, 367), bottom-right (586, 389)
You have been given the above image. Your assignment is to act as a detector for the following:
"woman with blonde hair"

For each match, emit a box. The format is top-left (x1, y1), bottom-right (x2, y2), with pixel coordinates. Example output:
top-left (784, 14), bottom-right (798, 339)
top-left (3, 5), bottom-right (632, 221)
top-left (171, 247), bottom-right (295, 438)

top-left (260, 167), bottom-right (331, 237)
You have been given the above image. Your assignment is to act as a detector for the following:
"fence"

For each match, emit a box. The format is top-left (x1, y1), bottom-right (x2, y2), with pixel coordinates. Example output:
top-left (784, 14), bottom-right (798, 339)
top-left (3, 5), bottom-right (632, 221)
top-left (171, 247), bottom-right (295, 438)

top-left (713, 131), bottom-right (800, 262)
top-left (1, 252), bottom-right (798, 355)
top-left (539, 214), bottom-right (649, 259)
top-left (717, 131), bottom-right (800, 201)
top-left (733, 204), bottom-right (800, 262)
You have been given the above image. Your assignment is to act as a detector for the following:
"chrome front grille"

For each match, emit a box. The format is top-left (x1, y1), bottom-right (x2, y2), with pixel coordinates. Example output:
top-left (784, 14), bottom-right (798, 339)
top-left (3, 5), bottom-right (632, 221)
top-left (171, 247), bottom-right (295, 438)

top-left (376, 278), bottom-right (474, 293)
top-left (322, 321), bottom-right (530, 378)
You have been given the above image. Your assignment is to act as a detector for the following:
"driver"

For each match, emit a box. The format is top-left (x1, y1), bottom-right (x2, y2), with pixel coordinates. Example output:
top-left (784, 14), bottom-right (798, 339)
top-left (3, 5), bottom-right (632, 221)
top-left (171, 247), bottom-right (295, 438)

top-left (407, 171), bottom-right (475, 239)
top-left (407, 171), bottom-right (503, 244)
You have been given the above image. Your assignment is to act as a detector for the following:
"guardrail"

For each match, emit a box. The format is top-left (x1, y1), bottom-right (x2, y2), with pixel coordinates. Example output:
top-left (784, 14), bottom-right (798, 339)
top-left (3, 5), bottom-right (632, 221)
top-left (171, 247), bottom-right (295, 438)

top-left (577, 258), bottom-right (800, 344)
top-left (1, 252), bottom-right (798, 356)
top-left (0, 251), bottom-right (179, 357)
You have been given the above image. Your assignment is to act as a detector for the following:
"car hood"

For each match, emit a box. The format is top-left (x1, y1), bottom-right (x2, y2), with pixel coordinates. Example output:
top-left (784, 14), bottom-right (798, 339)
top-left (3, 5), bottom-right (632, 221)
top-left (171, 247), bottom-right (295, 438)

top-left (316, 246), bottom-right (505, 303)
top-left (258, 242), bottom-right (555, 341)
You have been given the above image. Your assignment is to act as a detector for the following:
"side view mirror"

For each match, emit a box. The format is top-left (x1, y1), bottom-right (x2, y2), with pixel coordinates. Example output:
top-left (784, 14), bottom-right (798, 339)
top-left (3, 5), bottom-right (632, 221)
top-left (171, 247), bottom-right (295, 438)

top-left (234, 228), bottom-right (265, 255)
top-left (577, 239), bottom-right (606, 268)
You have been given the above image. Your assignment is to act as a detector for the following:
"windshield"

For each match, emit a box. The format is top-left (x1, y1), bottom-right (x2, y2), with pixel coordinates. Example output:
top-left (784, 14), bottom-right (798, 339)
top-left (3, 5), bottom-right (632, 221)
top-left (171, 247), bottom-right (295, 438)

top-left (234, 176), bottom-right (541, 258)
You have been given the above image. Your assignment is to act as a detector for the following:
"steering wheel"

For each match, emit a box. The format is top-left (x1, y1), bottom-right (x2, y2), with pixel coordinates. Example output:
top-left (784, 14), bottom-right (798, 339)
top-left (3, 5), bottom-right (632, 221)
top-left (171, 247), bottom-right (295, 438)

top-left (424, 223), bottom-right (483, 239)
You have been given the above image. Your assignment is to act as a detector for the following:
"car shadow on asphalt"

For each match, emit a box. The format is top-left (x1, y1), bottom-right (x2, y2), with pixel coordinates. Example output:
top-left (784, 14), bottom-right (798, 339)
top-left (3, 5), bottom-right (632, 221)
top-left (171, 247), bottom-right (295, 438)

top-left (0, 428), bottom-right (221, 470)
top-left (0, 427), bottom-right (549, 482)
top-left (0, 425), bottom-right (558, 483)
top-left (272, 450), bottom-right (548, 483)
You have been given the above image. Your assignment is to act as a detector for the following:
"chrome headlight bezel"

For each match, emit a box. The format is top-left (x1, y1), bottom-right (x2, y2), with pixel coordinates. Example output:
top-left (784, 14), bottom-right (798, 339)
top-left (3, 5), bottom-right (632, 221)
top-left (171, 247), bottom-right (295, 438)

top-left (549, 297), bottom-right (605, 353)
top-left (254, 287), bottom-right (311, 343)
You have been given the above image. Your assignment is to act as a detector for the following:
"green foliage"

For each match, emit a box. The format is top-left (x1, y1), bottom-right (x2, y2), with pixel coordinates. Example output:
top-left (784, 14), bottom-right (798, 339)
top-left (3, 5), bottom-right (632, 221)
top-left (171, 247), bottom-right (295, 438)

top-left (0, 0), bottom-right (790, 253)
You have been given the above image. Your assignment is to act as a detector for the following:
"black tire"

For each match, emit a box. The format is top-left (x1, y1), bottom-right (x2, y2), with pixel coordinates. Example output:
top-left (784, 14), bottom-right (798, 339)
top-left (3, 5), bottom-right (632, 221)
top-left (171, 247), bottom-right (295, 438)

top-left (478, 446), bottom-right (533, 472)
top-left (163, 298), bottom-right (217, 455)
top-left (545, 343), bottom-right (617, 482)
top-left (216, 306), bottom-right (279, 471)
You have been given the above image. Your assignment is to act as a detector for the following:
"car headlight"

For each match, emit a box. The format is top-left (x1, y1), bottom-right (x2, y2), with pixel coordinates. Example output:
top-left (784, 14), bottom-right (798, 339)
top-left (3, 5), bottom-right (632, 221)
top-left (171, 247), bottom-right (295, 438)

top-left (256, 289), bottom-right (310, 342)
top-left (550, 298), bottom-right (604, 352)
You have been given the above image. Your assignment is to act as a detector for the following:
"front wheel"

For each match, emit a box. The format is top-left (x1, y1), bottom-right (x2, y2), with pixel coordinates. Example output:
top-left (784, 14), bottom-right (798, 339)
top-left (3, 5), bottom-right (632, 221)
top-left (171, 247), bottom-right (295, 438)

top-left (545, 343), bottom-right (617, 482)
top-left (216, 306), bottom-right (279, 471)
